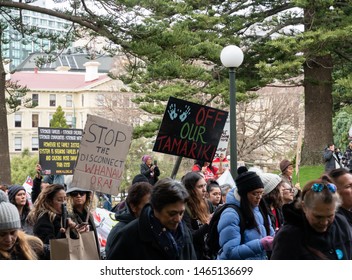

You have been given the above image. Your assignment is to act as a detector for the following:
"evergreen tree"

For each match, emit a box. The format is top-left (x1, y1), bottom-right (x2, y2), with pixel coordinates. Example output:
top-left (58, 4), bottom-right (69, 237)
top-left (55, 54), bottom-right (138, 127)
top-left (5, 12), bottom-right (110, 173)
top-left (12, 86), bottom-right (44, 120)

top-left (50, 106), bottom-right (69, 128)
top-left (1, 0), bottom-right (352, 184)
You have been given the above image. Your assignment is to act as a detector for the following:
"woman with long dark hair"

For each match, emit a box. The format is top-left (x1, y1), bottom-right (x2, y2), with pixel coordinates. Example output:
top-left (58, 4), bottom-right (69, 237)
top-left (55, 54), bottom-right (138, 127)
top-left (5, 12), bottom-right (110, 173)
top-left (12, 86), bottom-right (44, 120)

top-left (182, 171), bottom-right (212, 259)
top-left (217, 167), bottom-right (275, 260)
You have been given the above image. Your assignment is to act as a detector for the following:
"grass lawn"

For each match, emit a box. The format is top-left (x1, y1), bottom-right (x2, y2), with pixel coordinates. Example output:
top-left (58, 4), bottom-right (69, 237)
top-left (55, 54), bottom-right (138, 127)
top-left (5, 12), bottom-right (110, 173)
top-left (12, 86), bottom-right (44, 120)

top-left (292, 165), bottom-right (325, 188)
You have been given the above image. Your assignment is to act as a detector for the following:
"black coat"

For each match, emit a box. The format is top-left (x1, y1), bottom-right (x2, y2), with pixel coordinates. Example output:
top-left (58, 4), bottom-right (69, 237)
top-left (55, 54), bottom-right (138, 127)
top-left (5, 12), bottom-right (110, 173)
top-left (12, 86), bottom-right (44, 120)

top-left (271, 202), bottom-right (352, 260)
top-left (106, 204), bottom-right (196, 260)
top-left (182, 208), bottom-right (210, 260)
top-left (105, 203), bottom-right (136, 255)
top-left (140, 163), bottom-right (160, 185)
top-left (69, 209), bottom-right (101, 258)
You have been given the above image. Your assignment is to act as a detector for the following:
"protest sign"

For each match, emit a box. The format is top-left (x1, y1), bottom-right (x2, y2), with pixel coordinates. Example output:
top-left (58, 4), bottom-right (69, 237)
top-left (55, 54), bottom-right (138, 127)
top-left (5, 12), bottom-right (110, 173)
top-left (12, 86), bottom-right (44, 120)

top-left (214, 115), bottom-right (230, 158)
top-left (153, 97), bottom-right (228, 162)
top-left (71, 115), bottom-right (132, 195)
top-left (38, 127), bottom-right (83, 175)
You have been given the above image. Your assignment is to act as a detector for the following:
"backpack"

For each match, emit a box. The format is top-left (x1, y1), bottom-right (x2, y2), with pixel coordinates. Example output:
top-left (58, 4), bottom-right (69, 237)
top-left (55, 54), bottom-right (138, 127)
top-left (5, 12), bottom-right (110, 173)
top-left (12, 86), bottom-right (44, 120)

top-left (205, 203), bottom-right (245, 258)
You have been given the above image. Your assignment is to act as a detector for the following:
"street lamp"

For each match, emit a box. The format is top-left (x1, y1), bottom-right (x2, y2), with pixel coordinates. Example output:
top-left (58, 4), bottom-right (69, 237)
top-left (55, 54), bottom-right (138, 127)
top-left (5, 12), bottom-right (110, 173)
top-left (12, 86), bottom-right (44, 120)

top-left (220, 45), bottom-right (244, 179)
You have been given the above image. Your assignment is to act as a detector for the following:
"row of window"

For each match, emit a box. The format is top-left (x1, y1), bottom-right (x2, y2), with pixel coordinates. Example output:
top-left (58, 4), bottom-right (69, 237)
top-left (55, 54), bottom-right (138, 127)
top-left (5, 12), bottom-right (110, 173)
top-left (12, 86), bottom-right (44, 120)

top-left (14, 112), bottom-right (74, 128)
top-left (31, 93), bottom-right (76, 107)
top-left (14, 136), bottom-right (38, 152)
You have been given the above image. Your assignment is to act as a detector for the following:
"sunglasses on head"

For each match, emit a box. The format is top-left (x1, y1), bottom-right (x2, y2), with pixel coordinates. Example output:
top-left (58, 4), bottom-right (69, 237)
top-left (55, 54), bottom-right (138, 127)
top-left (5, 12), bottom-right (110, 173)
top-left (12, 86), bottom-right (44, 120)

top-left (70, 191), bottom-right (87, 197)
top-left (311, 183), bottom-right (336, 193)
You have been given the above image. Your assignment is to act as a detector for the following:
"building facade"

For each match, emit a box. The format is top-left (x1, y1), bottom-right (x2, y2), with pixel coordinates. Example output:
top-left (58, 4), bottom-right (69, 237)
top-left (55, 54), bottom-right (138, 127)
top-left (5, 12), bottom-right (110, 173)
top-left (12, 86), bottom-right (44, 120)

top-left (7, 61), bottom-right (151, 158)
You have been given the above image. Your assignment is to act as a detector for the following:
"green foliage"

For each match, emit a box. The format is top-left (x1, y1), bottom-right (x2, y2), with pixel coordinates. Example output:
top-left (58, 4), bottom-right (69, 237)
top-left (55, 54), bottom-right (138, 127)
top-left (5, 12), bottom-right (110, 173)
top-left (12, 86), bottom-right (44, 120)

top-left (292, 165), bottom-right (325, 188)
top-left (133, 119), bottom-right (161, 139)
top-left (333, 107), bottom-right (352, 151)
top-left (50, 106), bottom-right (69, 128)
top-left (10, 149), bottom-right (38, 185)
top-left (5, 80), bottom-right (34, 114)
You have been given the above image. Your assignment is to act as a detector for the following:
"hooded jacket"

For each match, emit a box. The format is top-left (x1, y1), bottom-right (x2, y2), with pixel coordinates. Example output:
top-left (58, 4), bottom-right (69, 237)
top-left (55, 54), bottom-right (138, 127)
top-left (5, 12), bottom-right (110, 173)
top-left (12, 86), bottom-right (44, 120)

top-left (271, 202), bottom-right (352, 260)
top-left (217, 188), bottom-right (275, 260)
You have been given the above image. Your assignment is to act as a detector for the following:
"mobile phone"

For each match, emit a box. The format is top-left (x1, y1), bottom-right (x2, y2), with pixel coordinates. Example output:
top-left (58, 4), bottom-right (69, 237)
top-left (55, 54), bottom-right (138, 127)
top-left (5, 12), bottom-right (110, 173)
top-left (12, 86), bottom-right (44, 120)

top-left (154, 160), bottom-right (157, 166)
top-left (61, 203), bottom-right (67, 228)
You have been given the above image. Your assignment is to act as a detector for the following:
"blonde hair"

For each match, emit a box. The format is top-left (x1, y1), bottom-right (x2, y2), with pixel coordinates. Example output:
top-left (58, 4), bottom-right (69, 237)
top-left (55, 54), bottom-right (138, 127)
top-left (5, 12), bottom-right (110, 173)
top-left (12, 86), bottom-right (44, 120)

top-left (66, 191), bottom-right (98, 215)
top-left (0, 230), bottom-right (43, 260)
top-left (27, 184), bottom-right (65, 225)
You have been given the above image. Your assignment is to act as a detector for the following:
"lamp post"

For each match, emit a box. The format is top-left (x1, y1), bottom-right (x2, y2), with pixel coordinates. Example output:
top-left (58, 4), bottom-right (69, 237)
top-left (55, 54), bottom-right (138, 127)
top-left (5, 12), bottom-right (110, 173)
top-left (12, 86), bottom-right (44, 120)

top-left (220, 45), bottom-right (244, 179)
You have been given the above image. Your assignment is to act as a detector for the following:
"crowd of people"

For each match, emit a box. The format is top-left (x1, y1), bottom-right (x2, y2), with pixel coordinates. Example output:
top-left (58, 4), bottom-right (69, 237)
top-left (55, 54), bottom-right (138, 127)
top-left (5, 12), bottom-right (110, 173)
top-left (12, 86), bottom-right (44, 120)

top-left (1, 149), bottom-right (352, 260)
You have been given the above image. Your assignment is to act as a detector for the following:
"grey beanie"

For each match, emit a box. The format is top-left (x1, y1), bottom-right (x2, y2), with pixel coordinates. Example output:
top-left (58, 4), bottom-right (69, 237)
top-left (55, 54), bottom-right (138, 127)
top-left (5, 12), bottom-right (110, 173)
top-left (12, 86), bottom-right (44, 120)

top-left (0, 190), bottom-right (21, 231)
top-left (260, 173), bottom-right (282, 195)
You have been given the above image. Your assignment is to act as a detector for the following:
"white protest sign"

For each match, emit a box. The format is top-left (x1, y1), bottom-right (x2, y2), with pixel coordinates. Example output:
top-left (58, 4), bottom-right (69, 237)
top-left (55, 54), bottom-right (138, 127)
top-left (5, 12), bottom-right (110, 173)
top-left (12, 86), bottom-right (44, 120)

top-left (214, 115), bottom-right (230, 158)
top-left (72, 115), bottom-right (132, 195)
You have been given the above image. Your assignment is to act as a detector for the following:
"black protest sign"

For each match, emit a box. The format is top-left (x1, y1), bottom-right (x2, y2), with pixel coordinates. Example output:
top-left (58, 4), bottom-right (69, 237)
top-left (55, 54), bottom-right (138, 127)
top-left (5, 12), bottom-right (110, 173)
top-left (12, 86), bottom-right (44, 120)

top-left (153, 97), bottom-right (228, 162)
top-left (38, 127), bottom-right (83, 175)
top-left (72, 115), bottom-right (133, 195)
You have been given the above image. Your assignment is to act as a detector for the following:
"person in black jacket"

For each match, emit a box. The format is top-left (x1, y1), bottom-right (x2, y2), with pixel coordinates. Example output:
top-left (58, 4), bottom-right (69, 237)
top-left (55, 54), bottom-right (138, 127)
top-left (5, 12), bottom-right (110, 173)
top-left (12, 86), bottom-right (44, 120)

top-left (106, 177), bottom-right (196, 260)
top-left (105, 181), bottom-right (153, 256)
top-left (27, 184), bottom-right (75, 259)
top-left (271, 175), bottom-right (352, 260)
top-left (140, 155), bottom-right (160, 185)
top-left (329, 168), bottom-right (352, 228)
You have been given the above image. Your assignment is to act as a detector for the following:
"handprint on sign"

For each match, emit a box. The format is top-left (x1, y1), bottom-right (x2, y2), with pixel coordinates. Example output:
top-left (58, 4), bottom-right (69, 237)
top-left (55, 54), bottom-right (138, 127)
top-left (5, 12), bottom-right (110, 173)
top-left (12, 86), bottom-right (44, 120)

top-left (179, 105), bottom-right (191, 122)
top-left (168, 103), bottom-right (178, 120)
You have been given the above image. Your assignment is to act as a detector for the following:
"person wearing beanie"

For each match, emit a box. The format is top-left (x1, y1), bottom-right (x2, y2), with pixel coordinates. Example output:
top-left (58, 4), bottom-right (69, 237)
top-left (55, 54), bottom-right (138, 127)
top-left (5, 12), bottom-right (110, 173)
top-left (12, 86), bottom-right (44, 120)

top-left (217, 166), bottom-right (275, 260)
top-left (7, 185), bottom-right (32, 234)
top-left (140, 154), bottom-right (160, 186)
top-left (252, 169), bottom-right (285, 233)
top-left (0, 190), bottom-right (44, 260)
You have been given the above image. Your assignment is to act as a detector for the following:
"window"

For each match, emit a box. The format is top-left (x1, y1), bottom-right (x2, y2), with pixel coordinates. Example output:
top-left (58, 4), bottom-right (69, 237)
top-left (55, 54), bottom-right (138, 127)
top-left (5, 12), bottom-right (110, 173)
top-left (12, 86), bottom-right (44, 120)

top-left (14, 137), bottom-right (22, 151)
top-left (14, 113), bottom-right (22, 127)
top-left (81, 94), bottom-right (84, 107)
top-left (96, 94), bottom-right (104, 106)
top-left (66, 114), bottom-right (73, 127)
top-left (32, 114), bottom-right (39, 127)
top-left (32, 137), bottom-right (39, 151)
top-left (32, 94), bottom-right (38, 106)
top-left (49, 94), bottom-right (56, 106)
top-left (66, 94), bottom-right (73, 107)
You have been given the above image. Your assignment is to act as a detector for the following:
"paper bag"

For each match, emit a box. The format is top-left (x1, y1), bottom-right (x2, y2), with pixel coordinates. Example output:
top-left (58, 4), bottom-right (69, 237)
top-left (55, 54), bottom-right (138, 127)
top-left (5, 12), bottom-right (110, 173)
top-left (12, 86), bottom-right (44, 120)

top-left (50, 230), bottom-right (100, 260)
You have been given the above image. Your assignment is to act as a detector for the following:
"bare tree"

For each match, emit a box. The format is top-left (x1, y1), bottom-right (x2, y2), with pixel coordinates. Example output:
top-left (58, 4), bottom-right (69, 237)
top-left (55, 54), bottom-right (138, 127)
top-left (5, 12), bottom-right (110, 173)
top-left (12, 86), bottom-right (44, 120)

top-left (237, 84), bottom-right (303, 168)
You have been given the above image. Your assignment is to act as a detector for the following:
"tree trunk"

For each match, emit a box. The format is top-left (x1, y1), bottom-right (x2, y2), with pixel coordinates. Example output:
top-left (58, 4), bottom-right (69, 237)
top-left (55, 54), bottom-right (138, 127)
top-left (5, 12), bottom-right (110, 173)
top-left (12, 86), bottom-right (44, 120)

top-left (301, 55), bottom-right (333, 165)
top-left (0, 51), bottom-right (11, 184)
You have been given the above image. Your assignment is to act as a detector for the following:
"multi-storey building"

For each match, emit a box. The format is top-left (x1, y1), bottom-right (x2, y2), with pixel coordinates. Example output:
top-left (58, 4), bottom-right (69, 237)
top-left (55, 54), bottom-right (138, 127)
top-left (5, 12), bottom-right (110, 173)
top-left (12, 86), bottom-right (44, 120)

top-left (7, 54), bottom-right (151, 157)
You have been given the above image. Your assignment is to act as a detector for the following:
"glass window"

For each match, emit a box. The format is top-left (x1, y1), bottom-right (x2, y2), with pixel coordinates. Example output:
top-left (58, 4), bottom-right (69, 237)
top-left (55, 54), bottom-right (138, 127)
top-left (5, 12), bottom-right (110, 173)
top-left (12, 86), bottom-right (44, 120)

top-left (66, 94), bottom-right (73, 107)
top-left (32, 93), bottom-right (38, 106)
top-left (81, 94), bottom-right (84, 107)
top-left (32, 137), bottom-right (39, 151)
top-left (96, 94), bottom-right (104, 107)
top-left (15, 113), bottom-right (22, 127)
top-left (50, 94), bottom-right (56, 106)
top-left (32, 114), bottom-right (39, 127)
top-left (14, 137), bottom-right (22, 151)
top-left (66, 114), bottom-right (72, 127)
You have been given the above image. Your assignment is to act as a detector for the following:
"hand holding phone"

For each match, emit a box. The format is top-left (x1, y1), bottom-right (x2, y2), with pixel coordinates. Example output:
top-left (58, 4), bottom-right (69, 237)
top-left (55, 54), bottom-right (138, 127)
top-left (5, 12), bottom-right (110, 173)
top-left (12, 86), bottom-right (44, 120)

top-left (61, 203), bottom-right (67, 229)
top-left (154, 160), bottom-right (157, 166)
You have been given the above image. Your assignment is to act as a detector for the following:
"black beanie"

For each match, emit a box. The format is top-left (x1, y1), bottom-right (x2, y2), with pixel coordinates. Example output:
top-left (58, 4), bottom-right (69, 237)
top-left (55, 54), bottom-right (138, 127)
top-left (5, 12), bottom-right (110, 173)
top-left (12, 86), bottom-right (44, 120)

top-left (132, 174), bottom-right (149, 185)
top-left (235, 167), bottom-right (264, 196)
top-left (8, 185), bottom-right (26, 203)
